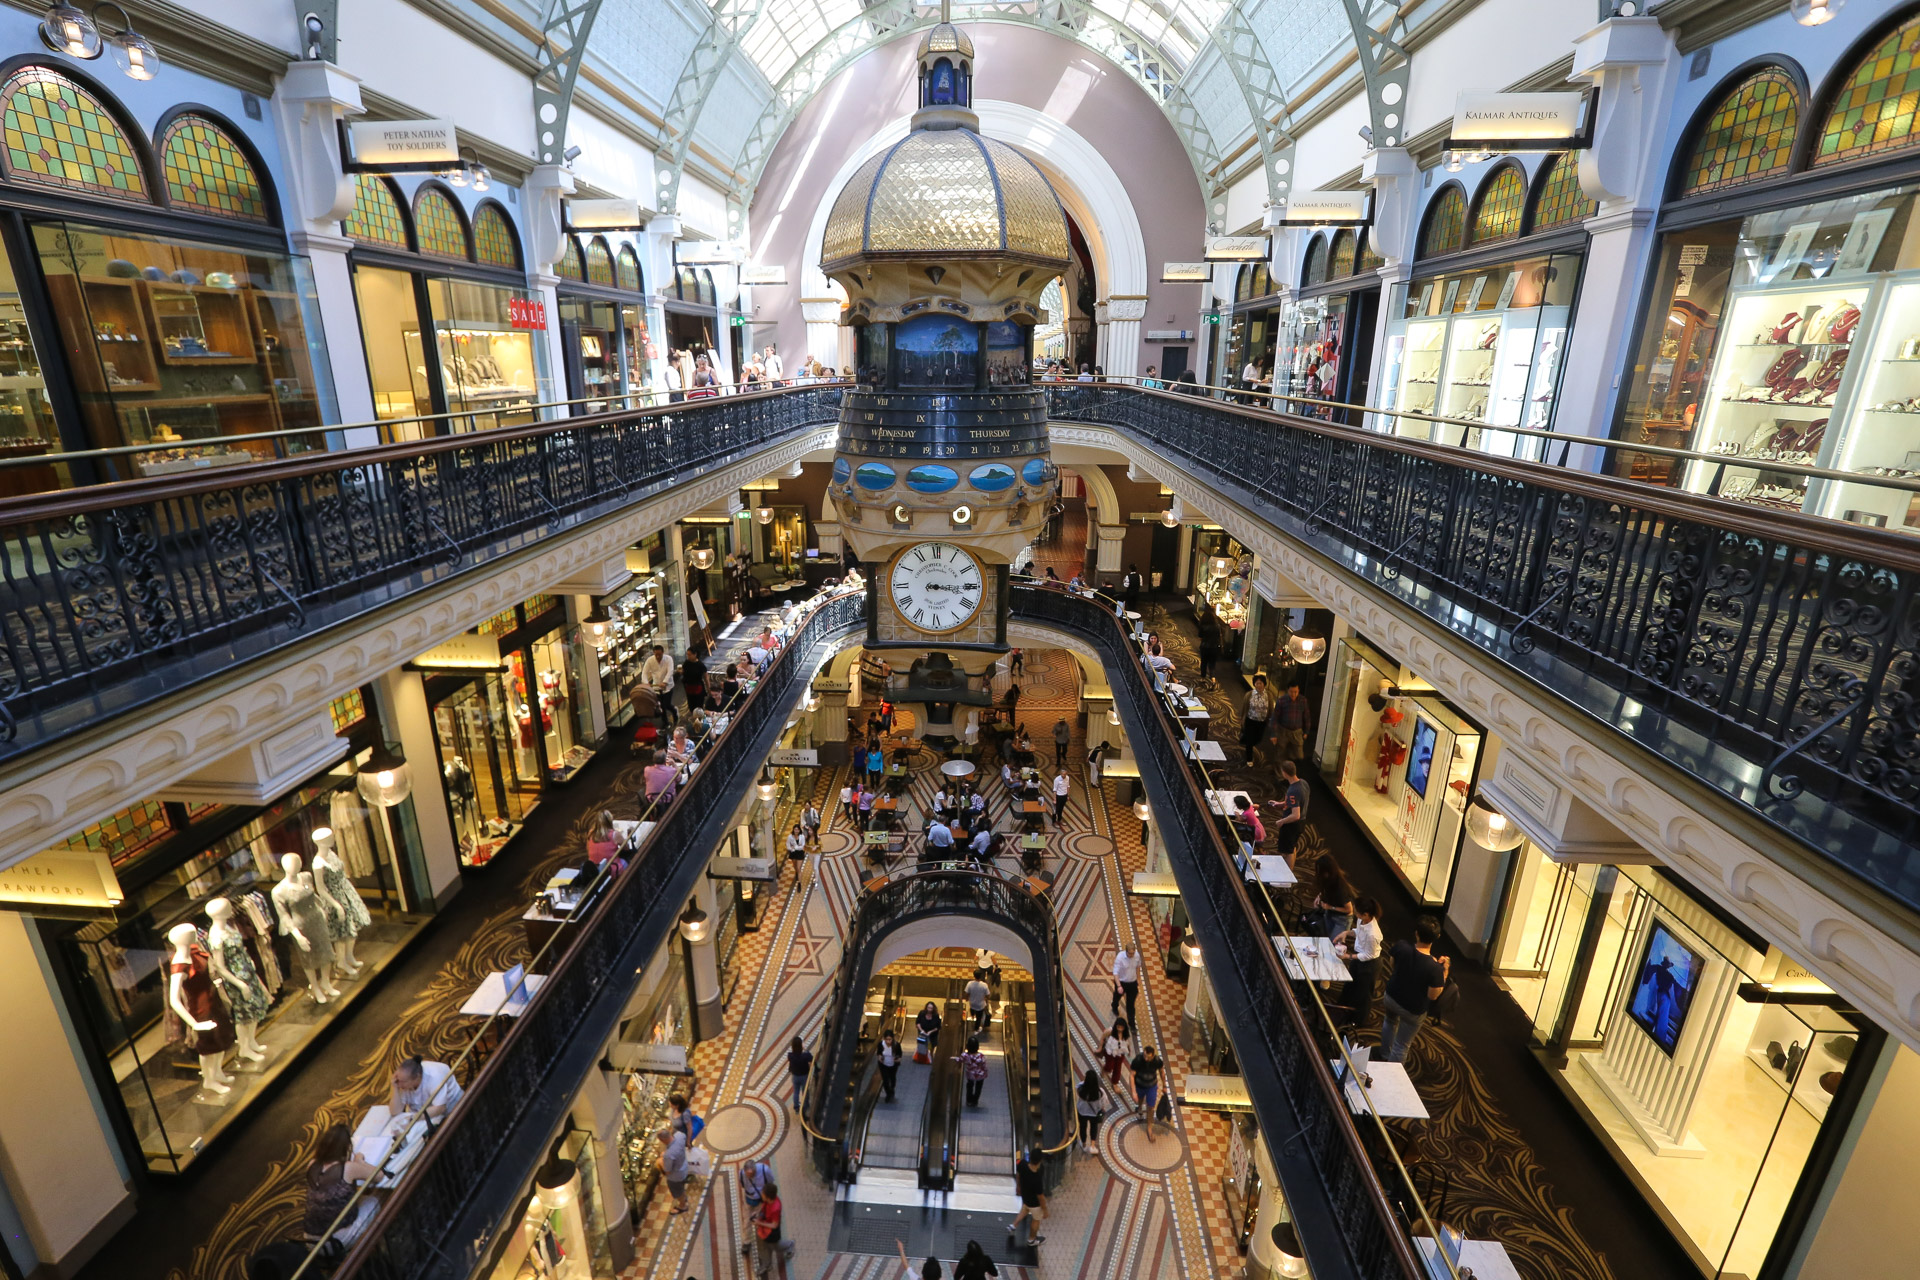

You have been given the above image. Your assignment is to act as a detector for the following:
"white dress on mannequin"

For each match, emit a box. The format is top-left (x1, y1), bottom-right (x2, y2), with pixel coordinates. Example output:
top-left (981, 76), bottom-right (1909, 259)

top-left (271, 854), bottom-right (340, 1001)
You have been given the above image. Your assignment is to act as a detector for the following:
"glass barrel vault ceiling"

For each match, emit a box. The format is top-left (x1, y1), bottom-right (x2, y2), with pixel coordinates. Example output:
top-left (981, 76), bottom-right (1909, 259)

top-left (550, 0), bottom-right (1407, 194)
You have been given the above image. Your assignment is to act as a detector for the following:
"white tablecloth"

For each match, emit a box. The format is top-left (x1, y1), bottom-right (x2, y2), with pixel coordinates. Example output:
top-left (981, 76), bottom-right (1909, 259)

top-left (1206, 789), bottom-right (1252, 816)
top-left (351, 1105), bottom-right (431, 1185)
top-left (1329, 1059), bottom-right (1429, 1119)
top-left (1248, 855), bottom-right (1297, 888)
top-left (1183, 738), bottom-right (1227, 762)
top-left (1416, 1236), bottom-right (1521, 1280)
top-left (1274, 935), bottom-right (1350, 982)
top-left (460, 970), bottom-right (548, 1018)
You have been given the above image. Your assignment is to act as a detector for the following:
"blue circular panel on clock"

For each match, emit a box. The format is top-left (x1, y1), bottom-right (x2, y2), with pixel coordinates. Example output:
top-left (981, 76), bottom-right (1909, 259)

top-left (969, 463), bottom-right (1016, 492)
top-left (833, 458), bottom-right (852, 485)
top-left (855, 462), bottom-right (897, 490)
top-left (1021, 458), bottom-right (1053, 485)
top-left (906, 464), bottom-right (959, 494)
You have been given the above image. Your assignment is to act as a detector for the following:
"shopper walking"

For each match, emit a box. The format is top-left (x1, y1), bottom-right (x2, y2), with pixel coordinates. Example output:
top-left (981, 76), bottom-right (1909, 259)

top-left (1101, 1018), bottom-right (1133, 1087)
top-left (786, 1036), bottom-right (812, 1111)
top-left (1111, 943), bottom-right (1141, 1033)
top-left (1009, 1148), bottom-right (1048, 1246)
top-left (1273, 683), bottom-right (1312, 769)
top-left (896, 1240), bottom-right (943, 1280)
top-left (967, 969), bottom-right (992, 1033)
top-left (916, 1001), bottom-right (943, 1060)
top-left (876, 1028), bottom-right (903, 1101)
top-left (960, 1037), bottom-right (989, 1106)
top-left (1051, 768), bottom-right (1070, 824)
top-left (1130, 1046), bottom-right (1164, 1140)
top-left (1273, 761), bottom-right (1310, 869)
top-left (681, 647), bottom-right (709, 712)
top-left (1076, 1067), bottom-right (1104, 1153)
top-left (1378, 917), bottom-right (1450, 1064)
top-left (1241, 673), bottom-right (1273, 759)
top-left (1051, 717), bottom-right (1071, 767)
top-left (954, 1240), bottom-right (1000, 1280)
top-left (738, 1156), bottom-right (775, 1217)
top-left (658, 1125), bottom-right (691, 1214)
top-left (752, 1183), bottom-right (785, 1278)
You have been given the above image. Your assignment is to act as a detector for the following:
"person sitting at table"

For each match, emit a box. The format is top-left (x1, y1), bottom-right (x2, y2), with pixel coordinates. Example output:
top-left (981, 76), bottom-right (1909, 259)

top-left (932, 785), bottom-right (951, 822)
top-left (390, 1054), bottom-right (463, 1119)
top-left (756, 625), bottom-right (781, 654)
top-left (1013, 729), bottom-right (1034, 767)
top-left (586, 810), bottom-right (621, 866)
top-left (643, 750), bottom-right (680, 807)
top-left (1143, 649), bottom-right (1176, 680)
top-left (735, 654), bottom-right (758, 684)
top-left (305, 1123), bottom-right (384, 1245)
top-left (1305, 854), bottom-right (1357, 938)
top-left (664, 724), bottom-right (698, 767)
top-left (720, 664), bottom-right (742, 707)
top-left (1333, 897), bottom-right (1384, 1023)
top-left (1000, 760), bottom-right (1015, 792)
top-left (968, 787), bottom-right (987, 824)
top-left (969, 823), bottom-right (994, 863)
top-left (1232, 795), bottom-right (1266, 846)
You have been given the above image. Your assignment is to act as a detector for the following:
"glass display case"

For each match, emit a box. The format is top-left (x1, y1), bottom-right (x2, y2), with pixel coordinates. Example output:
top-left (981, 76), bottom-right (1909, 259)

top-left (431, 674), bottom-right (542, 867)
top-left (526, 630), bottom-right (596, 783)
top-left (1376, 252), bottom-right (1580, 456)
top-left (0, 253), bottom-right (64, 496)
top-left (425, 278), bottom-right (543, 429)
top-left (594, 575), bottom-right (664, 730)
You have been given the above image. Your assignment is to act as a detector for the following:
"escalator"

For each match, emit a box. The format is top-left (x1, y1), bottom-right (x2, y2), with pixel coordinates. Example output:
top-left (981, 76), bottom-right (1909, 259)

top-left (952, 987), bottom-right (1020, 1194)
top-left (849, 983), bottom-right (965, 1190)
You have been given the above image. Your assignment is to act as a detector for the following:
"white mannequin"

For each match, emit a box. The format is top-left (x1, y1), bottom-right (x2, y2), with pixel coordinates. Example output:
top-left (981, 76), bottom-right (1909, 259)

top-left (272, 853), bottom-right (341, 1002)
top-left (311, 829), bottom-right (366, 976)
top-left (166, 922), bottom-right (231, 1094)
top-left (205, 899), bottom-right (269, 1061)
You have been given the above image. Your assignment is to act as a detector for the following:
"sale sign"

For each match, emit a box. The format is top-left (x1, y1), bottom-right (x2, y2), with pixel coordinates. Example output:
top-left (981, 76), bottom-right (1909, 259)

top-left (508, 297), bottom-right (548, 331)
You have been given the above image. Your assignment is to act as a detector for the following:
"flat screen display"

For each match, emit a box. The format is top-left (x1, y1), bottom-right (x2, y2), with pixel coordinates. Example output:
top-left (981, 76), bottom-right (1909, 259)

top-left (1404, 717), bottom-right (1438, 798)
top-left (1627, 920), bottom-right (1705, 1055)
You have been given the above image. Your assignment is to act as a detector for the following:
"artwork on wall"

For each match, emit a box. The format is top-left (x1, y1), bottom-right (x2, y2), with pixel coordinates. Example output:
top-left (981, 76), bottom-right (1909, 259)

top-left (1628, 919), bottom-right (1706, 1055)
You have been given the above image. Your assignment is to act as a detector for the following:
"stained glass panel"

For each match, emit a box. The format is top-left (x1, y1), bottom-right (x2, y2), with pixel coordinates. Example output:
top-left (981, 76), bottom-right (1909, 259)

top-left (1329, 230), bottom-right (1356, 278)
top-left (345, 174), bottom-right (408, 248)
top-left (559, 238), bottom-right (585, 281)
top-left (473, 203), bottom-right (519, 268)
top-left (1419, 186), bottom-right (1467, 259)
top-left (414, 187), bottom-right (469, 260)
top-left (478, 606), bottom-right (519, 637)
top-left (159, 114), bottom-right (266, 222)
top-left (0, 66), bottom-right (147, 200)
top-left (1358, 232), bottom-right (1383, 272)
top-left (1302, 235), bottom-right (1328, 286)
top-left (586, 237), bottom-right (615, 286)
top-left (328, 688), bottom-right (366, 733)
top-left (1681, 68), bottom-right (1799, 196)
top-left (60, 799), bottom-right (173, 867)
top-left (1816, 16), bottom-right (1920, 167)
top-left (617, 245), bottom-right (642, 292)
top-left (1470, 166), bottom-right (1527, 245)
top-left (1531, 152), bottom-right (1596, 232)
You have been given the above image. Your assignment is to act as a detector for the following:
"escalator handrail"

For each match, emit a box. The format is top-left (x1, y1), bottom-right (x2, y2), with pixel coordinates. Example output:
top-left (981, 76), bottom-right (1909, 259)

top-left (919, 1001), bottom-right (963, 1186)
top-left (845, 999), bottom-right (902, 1176)
top-left (1002, 1000), bottom-right (1035, 1162)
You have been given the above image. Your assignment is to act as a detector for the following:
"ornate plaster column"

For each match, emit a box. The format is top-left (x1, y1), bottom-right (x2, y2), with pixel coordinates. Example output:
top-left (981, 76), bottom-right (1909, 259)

top-left (1105, 295), bottom-right (1147, 377)
top-left (525, 164), bottom-right (577, 414)
top-left (1360, 146), bottom-right (1421, 433)
top-left (269, 60), bottom-right (375, 437)
top-left (801, 296), bottom-right (841, 371)
top-left (1553, 16), bottom-right (1680, 451)
top-left (1093, 299), bottom-right (1110, 372)
top-left (1094, 523), bottom-right (1126, 575)
top-left (687, 872), bottom-right (724, 1038)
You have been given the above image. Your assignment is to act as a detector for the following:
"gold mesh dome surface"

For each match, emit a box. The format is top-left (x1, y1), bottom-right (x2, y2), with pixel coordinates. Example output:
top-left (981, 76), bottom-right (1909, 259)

top-left (918, 21), bottom-right (973, 59)
top-left (821, 129), bottom-right (1069, 270)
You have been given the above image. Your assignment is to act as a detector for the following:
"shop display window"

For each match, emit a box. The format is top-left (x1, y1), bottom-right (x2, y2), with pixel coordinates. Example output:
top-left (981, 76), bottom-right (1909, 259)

top-left (526, 632), bottom-right (595, 782)
top-left (615, 956), bottom-right (695, 1217)
top-left (432, 674), bottom-right (542, 867)
top-left (1376, 251), bottom-right (1578, 455)
top-left (354, 263), bottom-right (433, 427)
top-left (1326, 638), bottom-right (1480, 904)
top-left (62, 759), bottom-right (423, 1173)
top-left (1491, 857), bottom-right (1866, 1276)
top-left (0, 245), bottom-right (64, 495)
top-left (592, 572), bottom-right (665, 728)
top-left (1273, 295), bottom-right (1345, 419)
top-left (561, 296), bottom-right (619, 407)
top-left (1617, 184), bottom-right (1920, 523)
top-left (620, 303), bottom-right (653, 399)
top-left (426, 276), bottom-right (546, 428)
top-left (34, 221), bottom-right (335, 475)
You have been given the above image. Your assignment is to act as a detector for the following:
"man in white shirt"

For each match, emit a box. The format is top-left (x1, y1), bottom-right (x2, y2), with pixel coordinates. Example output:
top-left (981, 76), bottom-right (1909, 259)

top-left (640, 644), bottom-right (674, 694)
top-left (969, 824), bottom-right (993, 862)
top-left (390, 1054), bottom-right (463, 1119)
top-left (1111, 944), bottom-right (1140, 1033)
top-left (1334, 897), bottom-right (1384, 1024)
top-left (925, 818), bottom-right (953, 861)
top-left (762, 345), bottom-right (783, 384)
top-left (966, 969), bottom-right (992, 1033)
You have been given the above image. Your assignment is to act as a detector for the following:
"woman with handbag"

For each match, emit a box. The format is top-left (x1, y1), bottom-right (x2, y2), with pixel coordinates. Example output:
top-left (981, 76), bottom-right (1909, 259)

top-left (1076, 1067), bottom-right (1105, 1153)
top-left (916, 1001), bottom-right (943, 1062)
top-left (1101, 1018), bottom-right (1133, 1086)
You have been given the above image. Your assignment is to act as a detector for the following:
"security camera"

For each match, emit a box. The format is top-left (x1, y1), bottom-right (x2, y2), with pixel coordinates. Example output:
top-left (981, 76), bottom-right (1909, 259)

top-left (563, 145), bottom-right (583, 163)
top-left (302, 12), bottom-right (326, 59)
top-left (1357, 124), bottom-right (1374, 145)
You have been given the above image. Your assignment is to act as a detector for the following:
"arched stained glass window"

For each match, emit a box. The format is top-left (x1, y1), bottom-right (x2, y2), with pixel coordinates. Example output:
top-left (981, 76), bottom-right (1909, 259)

top-left (413, 186), bottom-right (468, 260)
top-left (675, 265), bottom-right (696, 299)
top-left (0, 66), bottom-right (146, 200)
top-left (1419, 185), bottom-right (1467, 259)
top-left (158, 113), bottom-right (265, 222)
top-left (1681, 68), bottom-right (1799, 196)
top-left (1302, 235), bottom-right (1328, 286)
top-left (1251, 264), bottom-right (1272, 297)
top-left (700, 269), bottom-right (716, 306)
top-left (559, 237), bottom-right (585, 280)
top-left (1358, 232), bottom-right (1383, 272)
top-left (586, 236), bottom-right (615, 286)
top-left (617, 244), bottom-right (642, 292)
top-left (1531, 152), bottom-right (1596, 232)
top-left (1470, 165), bottom-right (1527, 245)
top-left (1236, 264), bottom-right (1254, 302)
top-left (1816, 16), bottom-right (1920, 167)
top-left (472, 202), bottom-right (519, 268)
top-left (344, 174), bottom-right (408, 248)
top-left (1329, 230), bottom-right (1356, 278)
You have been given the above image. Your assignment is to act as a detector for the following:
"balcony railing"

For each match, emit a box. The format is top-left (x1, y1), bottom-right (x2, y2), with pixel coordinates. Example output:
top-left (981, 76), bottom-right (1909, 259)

top-left (1046, 383), bottom-right (1920, 913)
top-left (0, 386), bottom-right (842, 758)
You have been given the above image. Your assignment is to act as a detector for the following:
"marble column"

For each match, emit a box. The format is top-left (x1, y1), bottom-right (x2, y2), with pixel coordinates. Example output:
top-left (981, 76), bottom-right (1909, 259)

top-left (688, 872), bottom-right (723, 1039)
top-left (372, 670), bottom-right (461, 907)
top-left (1105, 296), bottom-right (1147, 378)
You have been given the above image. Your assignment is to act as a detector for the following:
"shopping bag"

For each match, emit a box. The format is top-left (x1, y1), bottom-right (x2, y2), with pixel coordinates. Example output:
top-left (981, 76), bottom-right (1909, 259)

top-left (686, 1147), bottom-right (713, 1179)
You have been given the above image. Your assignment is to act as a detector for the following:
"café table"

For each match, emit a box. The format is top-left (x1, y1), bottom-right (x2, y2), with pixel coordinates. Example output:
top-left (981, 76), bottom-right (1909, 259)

top-left (940, 760), bottom-right (976, 779)
top-left (351, 1105), bottom-right (431, 1186)
top-left (1206, 789), bottom-right (1252, 817)
top-left (1183, 738), bottom-right (1227, 763)
top-left (460, 969), bottom-right (549, 1018)
top-left (1328, 1058), bottom-right (1429, 1120)
top-left (1414, 1236), bottom-right (1520, 1280)
top-left (1246, 855), bottom-right (1297, 888)
top-left (1273, 934), bottom-right (1351, 983)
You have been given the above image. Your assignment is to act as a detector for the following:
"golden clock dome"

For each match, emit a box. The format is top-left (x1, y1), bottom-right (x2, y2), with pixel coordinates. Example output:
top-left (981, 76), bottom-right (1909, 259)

top-left (820, 129), bottom-right (1071, 274)
top-left (917, 19), bottom-right (973, 60)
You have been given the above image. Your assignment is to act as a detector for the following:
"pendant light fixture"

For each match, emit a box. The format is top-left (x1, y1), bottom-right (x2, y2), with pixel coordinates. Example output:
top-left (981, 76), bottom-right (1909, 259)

top-left (39, 3), bottom-right (100, 59)
top-left (678, 898), bottom-right (710, 943)
top-left (583, 604), bottom-right (612, 651)
top-left (1285, 621), bottom-right (1328, 665)
top-left (40, 4), bottom-right (159, 79)
top-left (1160, 508), bottom-right (1180, 528)
top-left (1789, 0), bottom-right (1842, 24)
top-left (356, 742), bottom-right (413, 807)
top-left (1465, 797), bottom-right (1526, 851)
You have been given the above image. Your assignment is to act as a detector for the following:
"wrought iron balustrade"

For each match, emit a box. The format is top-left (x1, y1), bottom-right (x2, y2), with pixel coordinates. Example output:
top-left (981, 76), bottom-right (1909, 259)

top-left (0, 387), bottom-right (842, 757)
top-left (1045, 384), bottom-right (1920, 912)
top-left (324, 589), bottom-right (864, 1280)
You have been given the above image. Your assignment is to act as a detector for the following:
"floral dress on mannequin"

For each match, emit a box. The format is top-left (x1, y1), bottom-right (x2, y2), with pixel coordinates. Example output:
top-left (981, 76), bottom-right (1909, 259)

top-left (214, 930), bottom-right (272, 1024)
top-left (321, 858), bottom-right (372, 932)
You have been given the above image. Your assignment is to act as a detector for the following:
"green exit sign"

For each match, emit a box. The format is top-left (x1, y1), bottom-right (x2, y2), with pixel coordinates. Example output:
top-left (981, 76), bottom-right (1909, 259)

top-left (729, 314), bottom-right (746, 327)
top-left (1203, 311), bottom-right (1222, 326)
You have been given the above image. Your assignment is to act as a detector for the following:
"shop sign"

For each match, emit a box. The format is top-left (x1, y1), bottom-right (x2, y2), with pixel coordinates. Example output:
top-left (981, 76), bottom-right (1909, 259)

top-left (677, 240), bottom-right (745, 265)
top-left (0, 848), bottom-right (123, 908)
top-left (1160, 262), bottom-right (1210, 282)
top-left (609, 1042), bottom-right (691, 1073)
top-left (1274, 190), bottom-right (1370, 227)
top-left (740, 265), bottom-right (788, 286)
top-left (1146, 329), bottom-right (1194, 341)
top-left (507, 297), bottom-right (548, 331)
top-left (768, 747), bottom-right (819, 767)
top-left (1203, 236), bottom-right (1270, 262)
top-left (568, 197), bottom-right (643, 230)
top-left (1448, 91), bottom-right (1588, 150)
top-left (410, 633), bottom-right (507, 671)
top-left (348, 117), bottom-right (459, 167)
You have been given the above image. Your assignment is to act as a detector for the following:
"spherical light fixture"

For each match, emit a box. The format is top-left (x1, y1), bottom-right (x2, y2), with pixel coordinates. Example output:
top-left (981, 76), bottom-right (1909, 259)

top-left (756, 770), bottom-right (777, 803)
top-left (1208, 556), bottom-right (1233, 580)
top-left (1285, 622), bottom-right (1328, 665)
top-left (471, 162), bottom-right (492, 192)
top-left (689, 546), bottom-right (715, 570)
top-left (755, 506), bottom-right (775, 525)
top-left (1160, 508), bottom-right (1180, 528)
top-left (1132, 798), bottom-right (1150, 823)
top-left (1180, 936), bottom-right (1204, 969)
top-left (1106, 704), bottom-right (1121, 727)
top-left (1443, 149), bottom-right (1464, 173)
top-left (533, 1136), bottom-right (578, 1210)
top-left (1465, 798), bottom-right (1526, 851)
top-left (356, 743), bottom-right (413, 807)
top-left (677, 899), bottom-right (710, 944)
top-left (106, 8), bottom-right (158, 81)
top-left (40, 2), bottom-right (102, 58)
top-left (1270, 1222), bottom-right (1308, 1279)
top-left (1789, 0), bottom-right (1842, 24)
top-left (583, 604), bottom-right (612, 651)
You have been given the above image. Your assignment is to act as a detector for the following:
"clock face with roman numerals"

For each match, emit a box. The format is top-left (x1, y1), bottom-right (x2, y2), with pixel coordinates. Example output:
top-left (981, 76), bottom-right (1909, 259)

top-left (889, 542), bottom-right (984, 633)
